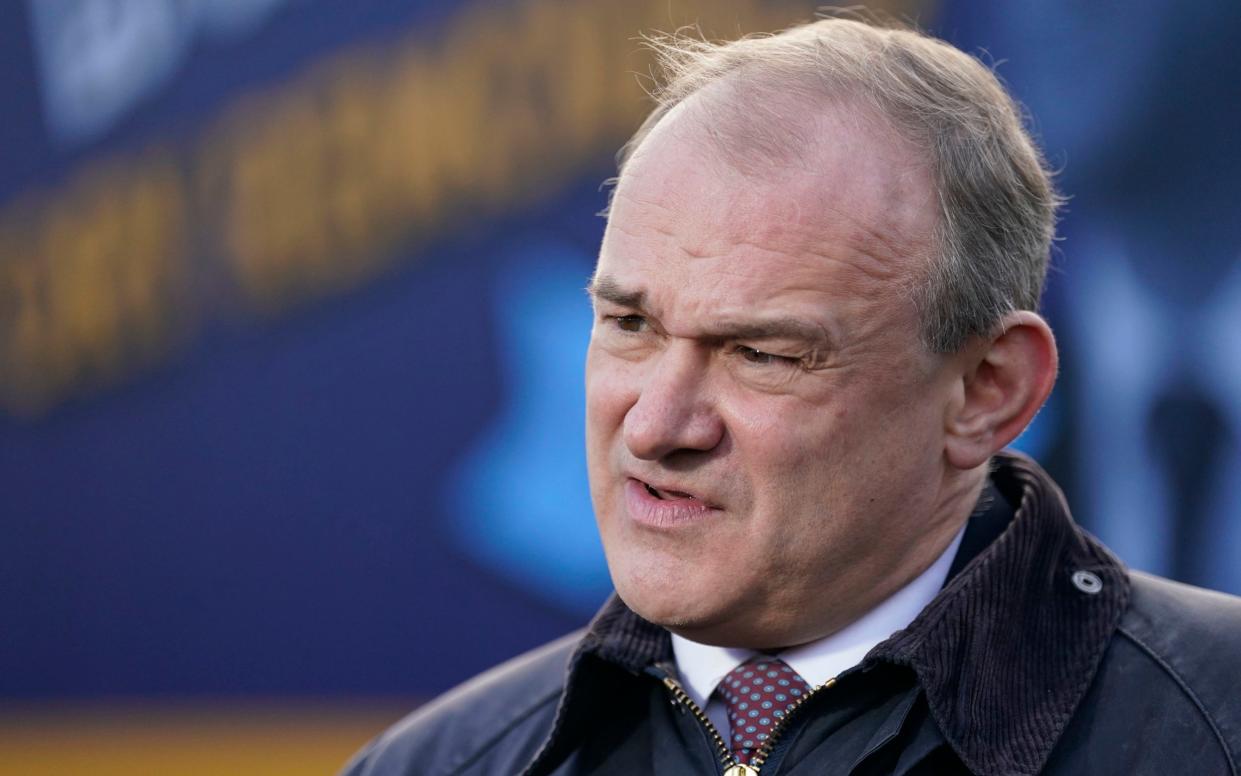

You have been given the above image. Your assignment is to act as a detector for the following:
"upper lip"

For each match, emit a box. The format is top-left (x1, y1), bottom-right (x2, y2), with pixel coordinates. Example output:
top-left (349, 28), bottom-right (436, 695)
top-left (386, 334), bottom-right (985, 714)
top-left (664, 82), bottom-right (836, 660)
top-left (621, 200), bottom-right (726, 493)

top-left (629, 475), bottom-right (720, 508)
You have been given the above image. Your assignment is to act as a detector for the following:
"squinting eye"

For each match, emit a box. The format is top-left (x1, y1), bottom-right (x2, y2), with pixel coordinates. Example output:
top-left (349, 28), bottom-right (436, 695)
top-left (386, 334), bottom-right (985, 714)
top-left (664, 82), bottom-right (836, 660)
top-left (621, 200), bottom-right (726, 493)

top-left (737, 346), bottom-right (795, 366)
top-left (613, 315), bottom-right (646, 333)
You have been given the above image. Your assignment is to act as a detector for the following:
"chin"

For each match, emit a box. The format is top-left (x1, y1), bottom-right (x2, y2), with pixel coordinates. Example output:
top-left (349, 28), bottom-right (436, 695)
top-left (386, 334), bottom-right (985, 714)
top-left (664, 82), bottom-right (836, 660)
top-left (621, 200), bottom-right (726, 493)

top-left (612, 571), bottom-right (681, 624)
top-left (609, 559), bottom-right (731, 634)
top-left (600, 508), bottom-right (747, 634)
top-left (613, 564), bottom-right (792, 648)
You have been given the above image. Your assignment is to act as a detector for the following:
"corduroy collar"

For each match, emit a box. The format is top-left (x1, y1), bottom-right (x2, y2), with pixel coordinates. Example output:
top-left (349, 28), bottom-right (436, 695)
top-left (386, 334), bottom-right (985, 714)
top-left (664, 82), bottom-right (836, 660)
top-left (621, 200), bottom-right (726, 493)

top-left (569, 451), bottom-right (1130, 776)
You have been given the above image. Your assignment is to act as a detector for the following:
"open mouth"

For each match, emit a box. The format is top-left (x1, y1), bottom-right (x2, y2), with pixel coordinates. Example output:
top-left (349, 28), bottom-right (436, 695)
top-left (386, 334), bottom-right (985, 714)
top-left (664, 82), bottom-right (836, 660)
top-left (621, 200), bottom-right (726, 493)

top-left (626, 478), bottom-right (718, 524)
top-left (643, 482), bottom-right (697, 501)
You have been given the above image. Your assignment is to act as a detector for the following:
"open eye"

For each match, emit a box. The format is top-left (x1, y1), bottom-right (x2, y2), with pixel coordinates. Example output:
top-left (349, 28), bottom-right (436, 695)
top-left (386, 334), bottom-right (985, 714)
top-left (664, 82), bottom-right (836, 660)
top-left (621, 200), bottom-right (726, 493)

top-left (612, 315), bottom-right (646, 333)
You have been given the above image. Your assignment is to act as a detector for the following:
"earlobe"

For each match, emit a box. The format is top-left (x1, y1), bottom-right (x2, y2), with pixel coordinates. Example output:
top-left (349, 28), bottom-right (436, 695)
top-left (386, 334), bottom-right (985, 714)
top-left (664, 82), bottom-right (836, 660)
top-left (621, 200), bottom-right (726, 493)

top-left (944, 312), bottom-right (1058, 470)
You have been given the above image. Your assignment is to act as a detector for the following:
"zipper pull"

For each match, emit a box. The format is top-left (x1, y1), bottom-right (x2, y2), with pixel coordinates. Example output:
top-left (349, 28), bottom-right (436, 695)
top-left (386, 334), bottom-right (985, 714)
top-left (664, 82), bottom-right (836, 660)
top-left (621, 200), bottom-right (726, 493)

top-left (722, 766), bottom-right (760, 776)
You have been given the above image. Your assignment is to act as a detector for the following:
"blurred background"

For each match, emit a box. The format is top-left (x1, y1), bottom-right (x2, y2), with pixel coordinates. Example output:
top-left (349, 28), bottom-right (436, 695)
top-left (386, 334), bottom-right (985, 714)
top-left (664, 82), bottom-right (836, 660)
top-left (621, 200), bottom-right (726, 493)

top-left (2, 0), bottom-right (1238, 773)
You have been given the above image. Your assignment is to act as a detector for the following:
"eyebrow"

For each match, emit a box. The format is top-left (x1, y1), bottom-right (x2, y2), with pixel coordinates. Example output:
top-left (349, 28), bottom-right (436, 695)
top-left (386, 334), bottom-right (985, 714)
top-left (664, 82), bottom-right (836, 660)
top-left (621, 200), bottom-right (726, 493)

top-left (586, 274), bottom-right (644, 308)
top-left (587, 273), bottom-right (833, 348)
top-left (710, 317), bottom-right (833, 347)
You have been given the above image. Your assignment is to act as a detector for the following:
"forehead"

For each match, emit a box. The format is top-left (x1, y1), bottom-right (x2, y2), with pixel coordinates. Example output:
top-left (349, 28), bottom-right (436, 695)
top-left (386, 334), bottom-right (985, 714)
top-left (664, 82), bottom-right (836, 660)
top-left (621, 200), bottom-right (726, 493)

top-left (601, 98), bottom-right (937, 309)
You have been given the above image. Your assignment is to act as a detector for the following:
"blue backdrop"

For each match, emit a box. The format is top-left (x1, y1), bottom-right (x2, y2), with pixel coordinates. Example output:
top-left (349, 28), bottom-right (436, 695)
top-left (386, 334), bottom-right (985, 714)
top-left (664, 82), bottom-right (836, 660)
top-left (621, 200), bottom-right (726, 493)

top-left (3, 0), bottom-right (1239, 713)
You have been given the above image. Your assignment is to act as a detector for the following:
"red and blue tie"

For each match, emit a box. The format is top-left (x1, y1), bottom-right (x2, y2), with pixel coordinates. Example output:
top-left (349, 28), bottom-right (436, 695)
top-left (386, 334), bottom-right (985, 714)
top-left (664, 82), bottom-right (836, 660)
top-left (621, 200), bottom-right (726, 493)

top-left (715, 656), bottom-right (812, 764)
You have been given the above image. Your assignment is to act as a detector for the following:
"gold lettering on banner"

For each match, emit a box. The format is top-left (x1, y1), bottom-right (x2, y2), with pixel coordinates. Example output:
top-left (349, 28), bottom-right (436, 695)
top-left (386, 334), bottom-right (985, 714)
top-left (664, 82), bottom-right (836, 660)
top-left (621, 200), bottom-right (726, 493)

top-left (0, 0), bottom-right (912, 416)
top-left (0, 152), bottom-right (185, 415)
top-left (209, 0), bottom-right (814, 314)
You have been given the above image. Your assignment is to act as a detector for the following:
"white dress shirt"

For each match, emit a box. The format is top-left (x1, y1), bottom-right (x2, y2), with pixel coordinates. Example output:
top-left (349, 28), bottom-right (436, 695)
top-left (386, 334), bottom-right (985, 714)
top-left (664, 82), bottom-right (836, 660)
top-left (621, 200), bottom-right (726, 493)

top-left (671, 525), bottom-right (966, 737)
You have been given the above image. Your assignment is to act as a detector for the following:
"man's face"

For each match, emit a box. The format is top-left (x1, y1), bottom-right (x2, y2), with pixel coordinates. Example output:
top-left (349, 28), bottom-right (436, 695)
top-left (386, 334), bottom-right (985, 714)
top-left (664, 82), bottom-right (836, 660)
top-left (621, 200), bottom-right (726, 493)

top-left (585, 105), bottom-right (967, 649)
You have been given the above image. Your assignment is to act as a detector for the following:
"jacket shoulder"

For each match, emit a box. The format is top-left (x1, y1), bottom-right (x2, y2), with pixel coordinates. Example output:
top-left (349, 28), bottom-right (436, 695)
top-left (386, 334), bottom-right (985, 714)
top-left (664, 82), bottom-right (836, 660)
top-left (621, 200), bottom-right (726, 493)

top-left (341, 630), bottom-right (582, 776)
top-left (1124, 569), bottom-right (1241, 640)
top-left (1120, 572), bottom-right (1241, 766)
top-left (1047, 572), bottom-right (1241, 775)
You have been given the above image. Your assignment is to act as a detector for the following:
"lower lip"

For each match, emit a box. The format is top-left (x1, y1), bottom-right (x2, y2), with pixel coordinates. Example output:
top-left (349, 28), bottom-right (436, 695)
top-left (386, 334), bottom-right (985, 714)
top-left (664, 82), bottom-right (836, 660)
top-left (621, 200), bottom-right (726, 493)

top-left (623, 478), bottom-right (719, 529)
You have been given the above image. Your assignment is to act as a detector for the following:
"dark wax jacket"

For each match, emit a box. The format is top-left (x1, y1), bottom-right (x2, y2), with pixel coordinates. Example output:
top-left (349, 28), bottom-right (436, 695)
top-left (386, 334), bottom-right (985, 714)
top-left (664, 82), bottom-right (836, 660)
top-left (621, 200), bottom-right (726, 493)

top-left (343, 453), bottom-right (1241, 775)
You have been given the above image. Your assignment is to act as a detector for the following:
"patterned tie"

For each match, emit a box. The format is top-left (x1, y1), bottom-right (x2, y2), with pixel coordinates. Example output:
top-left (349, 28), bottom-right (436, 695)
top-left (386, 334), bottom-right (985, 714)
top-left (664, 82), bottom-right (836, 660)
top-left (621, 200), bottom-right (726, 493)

top-left (716, 656), bottom-right (812, 764)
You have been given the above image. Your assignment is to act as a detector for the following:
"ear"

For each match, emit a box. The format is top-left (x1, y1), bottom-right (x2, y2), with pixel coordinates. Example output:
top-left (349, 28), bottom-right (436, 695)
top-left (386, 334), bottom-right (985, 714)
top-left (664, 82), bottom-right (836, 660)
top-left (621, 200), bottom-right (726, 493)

top-left (944, 311), bottom-right (1058, 471)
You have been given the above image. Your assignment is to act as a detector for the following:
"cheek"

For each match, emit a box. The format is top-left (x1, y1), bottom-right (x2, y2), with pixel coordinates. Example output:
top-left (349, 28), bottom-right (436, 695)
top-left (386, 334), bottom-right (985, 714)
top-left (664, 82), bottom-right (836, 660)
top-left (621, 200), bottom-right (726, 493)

top-left (731, 388), bottom-right (909, 510)
top-left (584, 350), bottom-right (634, 450)
top-left (728, 392), bottom-right (839, 467)
top-left (728, 406), bottom-right (833, 519)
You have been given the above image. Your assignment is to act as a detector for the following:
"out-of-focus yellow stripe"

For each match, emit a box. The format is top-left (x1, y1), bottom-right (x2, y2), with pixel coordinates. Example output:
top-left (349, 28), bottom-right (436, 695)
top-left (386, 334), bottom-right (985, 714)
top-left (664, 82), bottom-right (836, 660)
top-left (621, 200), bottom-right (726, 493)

top-left (0, 699), bottom-right (418, 776)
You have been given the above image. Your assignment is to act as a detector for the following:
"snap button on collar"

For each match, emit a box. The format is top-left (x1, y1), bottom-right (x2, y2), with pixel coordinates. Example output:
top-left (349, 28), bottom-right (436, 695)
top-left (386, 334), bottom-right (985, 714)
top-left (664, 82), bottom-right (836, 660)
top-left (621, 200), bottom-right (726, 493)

top-left (1072, 570), bottom-right (1103, 594)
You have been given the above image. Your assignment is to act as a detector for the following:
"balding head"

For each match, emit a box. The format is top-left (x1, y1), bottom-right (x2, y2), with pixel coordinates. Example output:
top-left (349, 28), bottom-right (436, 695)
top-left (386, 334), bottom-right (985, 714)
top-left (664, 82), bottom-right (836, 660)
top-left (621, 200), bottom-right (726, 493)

top-left (612, 15), bottom-right (1061, 352)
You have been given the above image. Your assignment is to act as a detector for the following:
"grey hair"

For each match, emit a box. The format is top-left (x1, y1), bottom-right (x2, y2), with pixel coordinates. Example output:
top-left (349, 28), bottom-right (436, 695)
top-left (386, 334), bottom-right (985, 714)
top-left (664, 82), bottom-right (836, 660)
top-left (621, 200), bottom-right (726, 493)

top-left (616, 15), bottom-right (1062, 352)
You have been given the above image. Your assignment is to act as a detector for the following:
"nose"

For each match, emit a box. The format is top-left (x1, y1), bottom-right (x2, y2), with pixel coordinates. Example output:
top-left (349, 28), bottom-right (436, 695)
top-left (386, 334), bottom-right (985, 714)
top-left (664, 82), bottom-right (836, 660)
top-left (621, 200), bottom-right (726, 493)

top-left (623, 343), bottom-right (724, 460)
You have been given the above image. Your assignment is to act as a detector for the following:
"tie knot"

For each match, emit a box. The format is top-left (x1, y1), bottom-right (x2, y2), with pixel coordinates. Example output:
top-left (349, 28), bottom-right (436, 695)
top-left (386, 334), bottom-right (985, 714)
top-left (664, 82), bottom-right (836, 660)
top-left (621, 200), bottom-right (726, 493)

top-left (716, 656), bottom-right (811, 764)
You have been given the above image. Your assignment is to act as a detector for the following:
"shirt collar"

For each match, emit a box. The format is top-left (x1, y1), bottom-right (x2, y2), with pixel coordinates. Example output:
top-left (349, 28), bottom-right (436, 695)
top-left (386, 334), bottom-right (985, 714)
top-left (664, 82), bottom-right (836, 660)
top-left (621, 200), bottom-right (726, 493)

top-left (670, 523), bottom-right (965, 708)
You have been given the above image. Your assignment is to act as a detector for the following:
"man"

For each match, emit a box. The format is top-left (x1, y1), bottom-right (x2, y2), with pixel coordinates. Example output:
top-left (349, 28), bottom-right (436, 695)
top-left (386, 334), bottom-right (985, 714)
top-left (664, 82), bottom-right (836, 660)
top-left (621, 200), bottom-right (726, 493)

top-left (345, 17), bottom-right (1241, 776)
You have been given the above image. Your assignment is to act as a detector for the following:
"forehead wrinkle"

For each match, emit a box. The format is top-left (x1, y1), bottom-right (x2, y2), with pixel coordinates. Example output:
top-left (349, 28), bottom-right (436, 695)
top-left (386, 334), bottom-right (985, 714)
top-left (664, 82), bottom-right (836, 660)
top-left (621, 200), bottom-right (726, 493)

top-left (605, 217), bottom-right (714, 269)
top-left (604, 207), bottom-right (908, 322)
top-left (745, 166), bottom-right (932, 279)
top-left (721, 226), bottom-right (912, 305)
top-left (675, 151), bottom-right (934, 294)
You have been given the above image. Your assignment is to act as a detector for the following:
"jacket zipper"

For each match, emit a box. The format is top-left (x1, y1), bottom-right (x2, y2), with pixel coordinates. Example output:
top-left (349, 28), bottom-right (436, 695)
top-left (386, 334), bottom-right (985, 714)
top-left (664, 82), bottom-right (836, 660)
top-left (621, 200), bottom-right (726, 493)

top-left (661, 674), bottom-right (837, 776)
